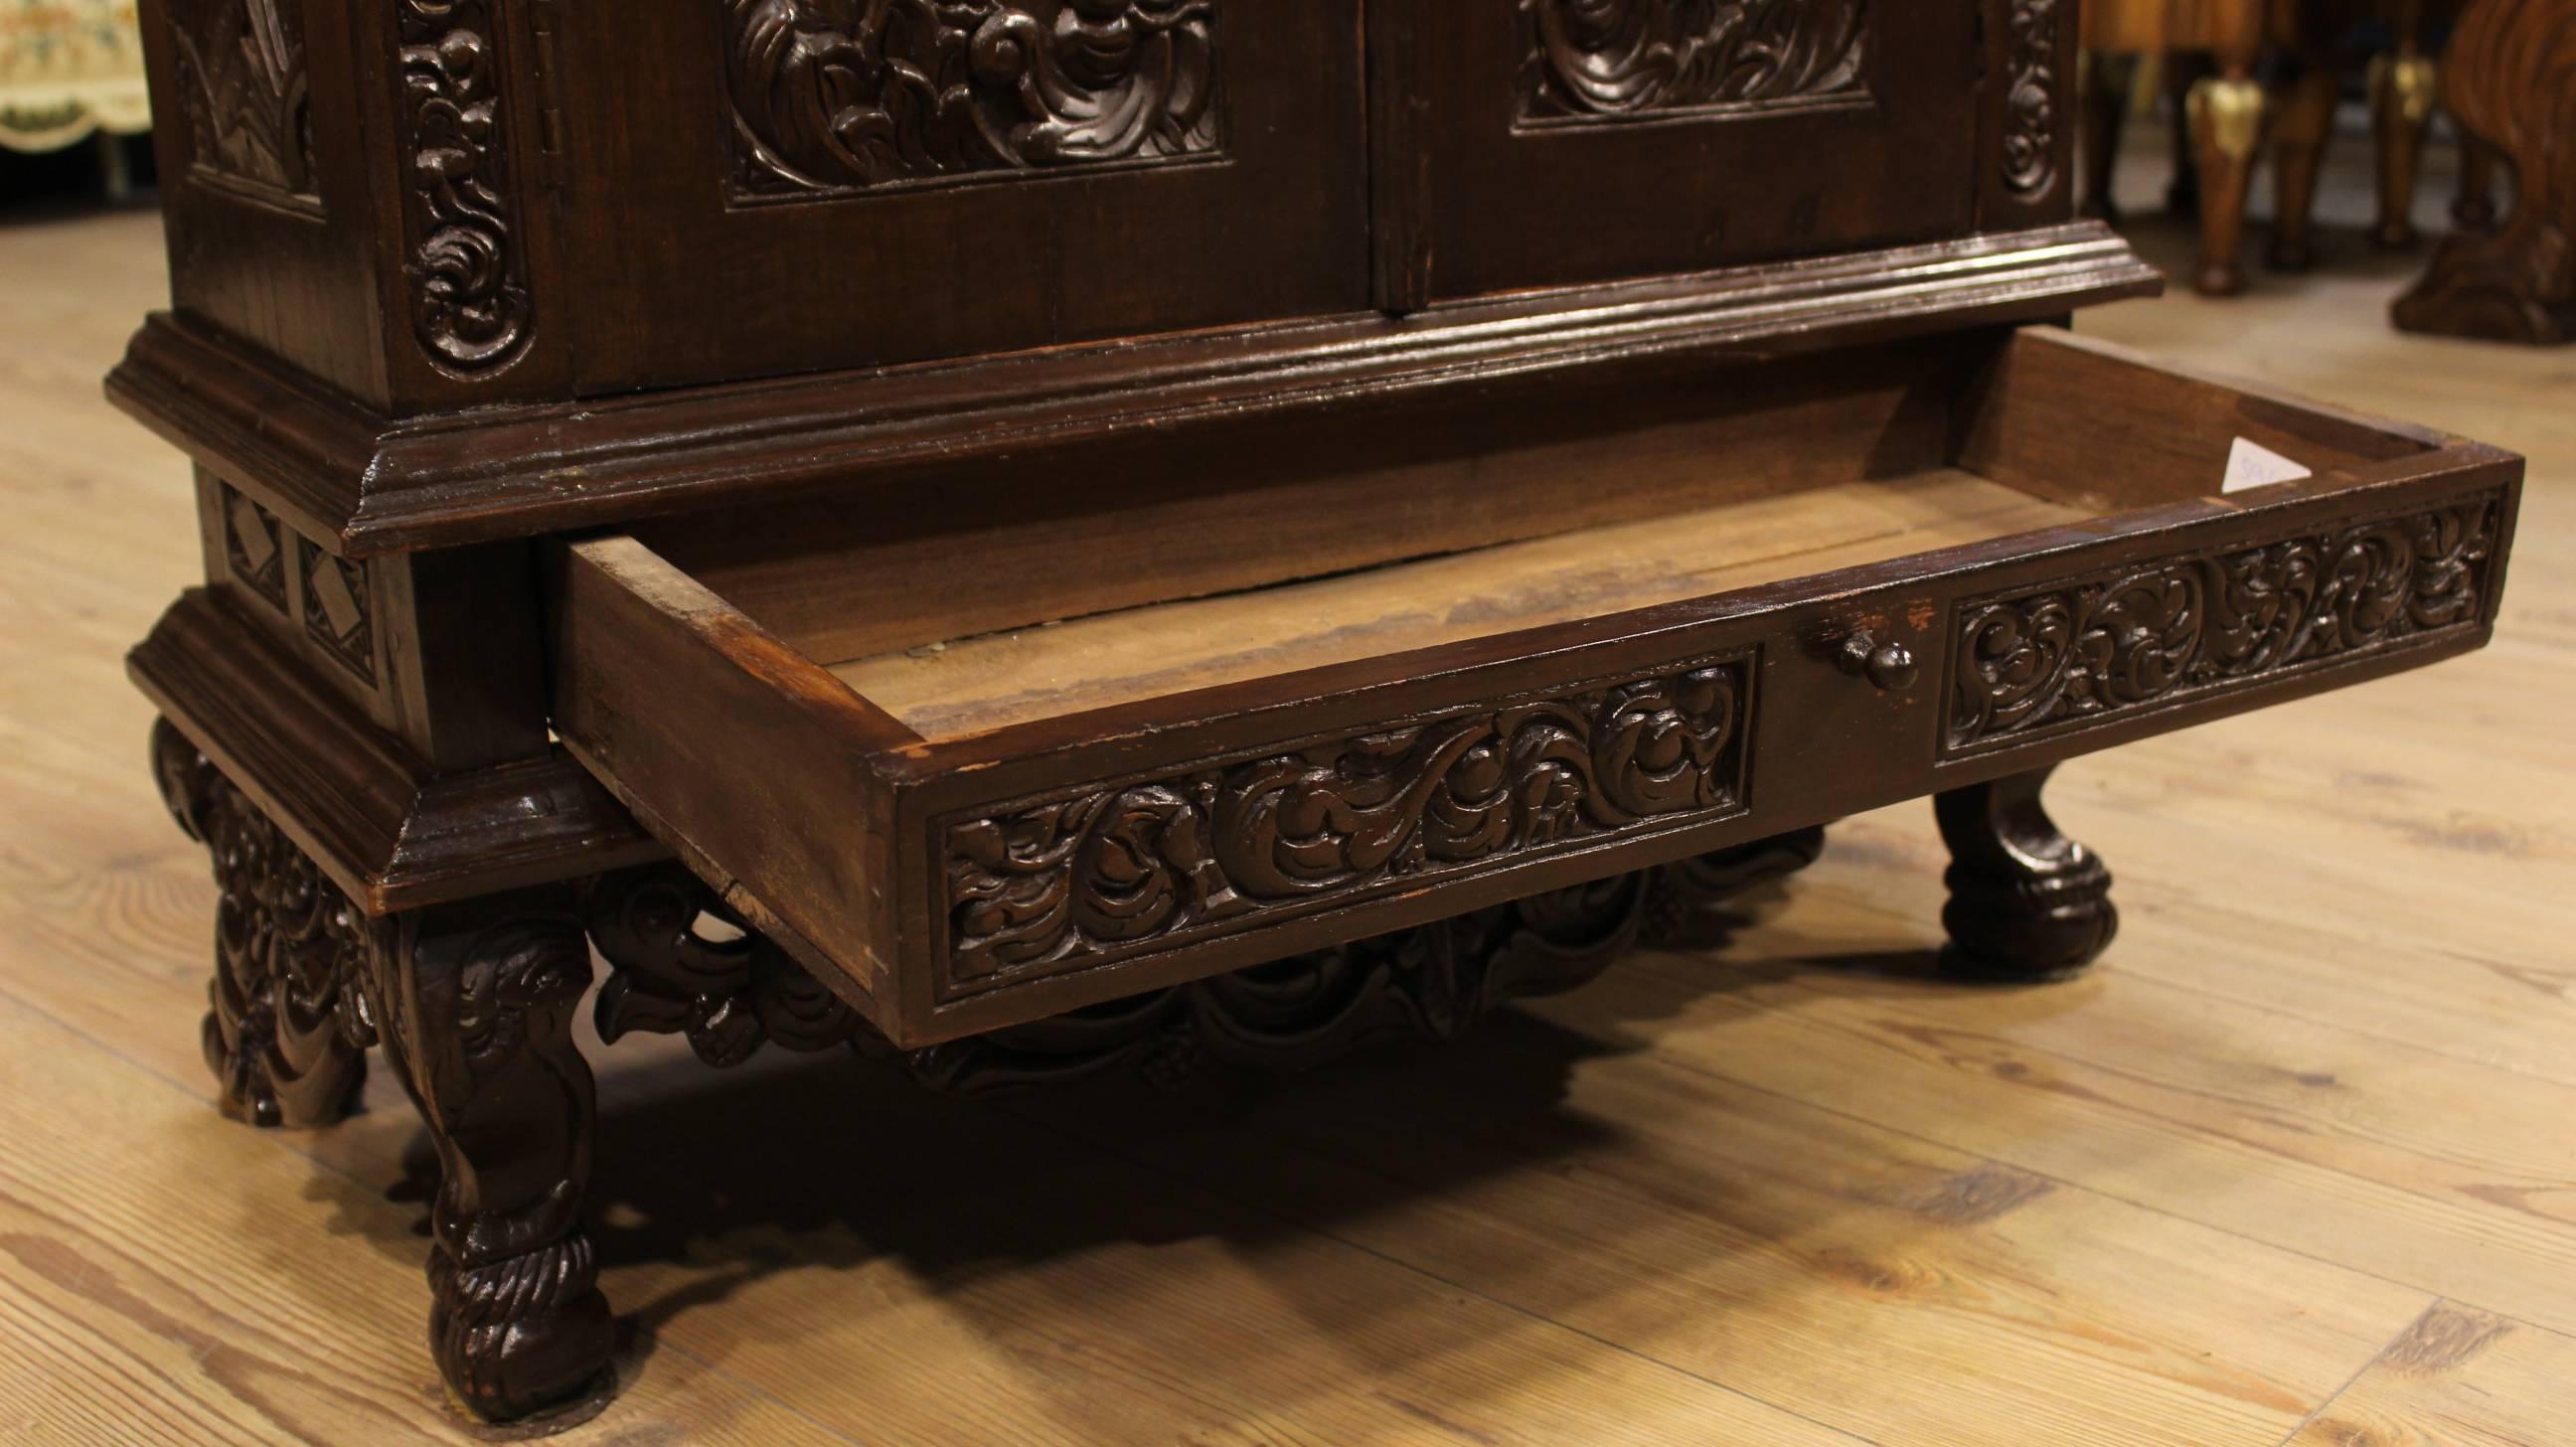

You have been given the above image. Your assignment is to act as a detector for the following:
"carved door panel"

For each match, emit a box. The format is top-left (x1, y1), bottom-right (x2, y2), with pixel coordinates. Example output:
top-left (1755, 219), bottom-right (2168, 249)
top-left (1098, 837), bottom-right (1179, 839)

top-left (1374, 0), bottom-right (1983, 304)
top-left (554, 0), bottom-right (1368, 394)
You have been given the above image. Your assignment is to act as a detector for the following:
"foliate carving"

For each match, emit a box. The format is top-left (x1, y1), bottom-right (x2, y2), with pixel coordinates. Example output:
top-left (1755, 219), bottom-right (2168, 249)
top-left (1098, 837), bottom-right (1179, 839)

top-left (152, 719), bottom-right (375, 1128)
top-left (167, 0), bottom-right (322, 209)
top-left (295, 538), bottom-right (376, 685)
top-left (1948, 498), bottom-right (2496, 751)
top-left (723, 0), bottom-right (1224, 200)
top-left (2000, 0), bottom-right (2059, 198)
top-left (944, 660), bottom-right (1754, 991)
top-left (588, 863), bottom-right (859, 1065)
top-left (1516, 0), bottom-right (1869, 122)
top-left (220, 484), bottom-right (288, 612)
top-left (397, 0), bottom-right (532, 374)
top-left (591, 835), bottom-right (1828, 1095)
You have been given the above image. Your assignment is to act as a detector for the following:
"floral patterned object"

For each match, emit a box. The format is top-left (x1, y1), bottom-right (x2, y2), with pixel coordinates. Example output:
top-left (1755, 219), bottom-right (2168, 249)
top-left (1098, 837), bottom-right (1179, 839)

top-left (1, 0), bottom-right (148, 153)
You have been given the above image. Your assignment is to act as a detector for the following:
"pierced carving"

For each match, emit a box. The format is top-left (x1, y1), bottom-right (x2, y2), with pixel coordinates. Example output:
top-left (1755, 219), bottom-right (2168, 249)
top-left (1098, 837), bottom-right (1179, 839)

top-left (398, 0), bottom-right (532, 374)
top-left (943, 659), bottom-right (1754, 992)
top-left (153, 719), bottom-right (374, 1128)
top-left (219, 485), bottom-right (288, 612)
top-left (1516, 0), bottom-right (1869, 122)
top-left (592, 834), bottom-right (1829, 1094)
top-left (2000, 0), bottom-right (2059, 198)
top-left (166, 0), bottom-right (322, 209)
top-left (723, 0), bottom-right (1224, 200)
top-left (1948, 498), bottom-right (2497, 751)
top-left (588, 863), bottom-right (859, 1065)
top-left (295, 539), bottom-right (376, 686)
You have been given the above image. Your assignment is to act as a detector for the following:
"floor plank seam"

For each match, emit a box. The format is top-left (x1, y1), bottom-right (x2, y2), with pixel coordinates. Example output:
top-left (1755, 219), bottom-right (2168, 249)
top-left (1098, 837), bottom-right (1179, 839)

top-left (2266, 1301), bottom-right (2434, 1447)
top-left (992, 1098), bottom-right (1894, 1447)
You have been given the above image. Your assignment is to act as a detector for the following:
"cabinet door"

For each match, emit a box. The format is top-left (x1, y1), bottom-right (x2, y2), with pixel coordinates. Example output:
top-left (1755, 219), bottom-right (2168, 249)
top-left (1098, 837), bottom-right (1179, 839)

top-left (556, 0), bottom-right (1368, 395)
top-left (1374, 0), bottom-right (1983, 304)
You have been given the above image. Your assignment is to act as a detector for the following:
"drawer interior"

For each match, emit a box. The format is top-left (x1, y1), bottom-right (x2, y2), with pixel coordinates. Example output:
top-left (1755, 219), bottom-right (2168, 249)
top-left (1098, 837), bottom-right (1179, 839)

top-left (632, 327), bottom-right (2446, 746)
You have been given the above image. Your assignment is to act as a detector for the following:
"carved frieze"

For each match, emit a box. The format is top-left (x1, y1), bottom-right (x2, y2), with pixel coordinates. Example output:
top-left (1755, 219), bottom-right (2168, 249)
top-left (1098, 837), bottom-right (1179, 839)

top-left (1516, 0), bottom-right (1869, 123)
top-left (941, 659), bottom-right (1754, 992)
top-left (397, 0), bottom-right (532, 374)
top-left (1999, 0), bottom-right (2059, 198)
top-left (723, 0), bottom-right (1223, 200)
top-left (1948, 496), bottom-right (2497, 751)
top-left (294, 539), bottom-right (377, 685)
top-left (166, 0), bottom-right (322, 209)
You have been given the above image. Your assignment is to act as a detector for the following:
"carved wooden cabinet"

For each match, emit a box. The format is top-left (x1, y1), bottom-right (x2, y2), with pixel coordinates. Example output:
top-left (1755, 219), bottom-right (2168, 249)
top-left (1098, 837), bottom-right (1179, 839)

top-left (111, 0), bottom-right (2521, 1427)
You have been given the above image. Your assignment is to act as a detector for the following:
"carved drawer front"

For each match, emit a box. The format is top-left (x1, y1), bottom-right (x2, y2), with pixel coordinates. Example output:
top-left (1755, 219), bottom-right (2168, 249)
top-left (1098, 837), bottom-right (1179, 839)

top-left (551, 0), bottom-right (1369, 394)
top-left (1371, 0), bottom-right (2041, 303)
top-left (550, 327), bottom-right (2519, 1050)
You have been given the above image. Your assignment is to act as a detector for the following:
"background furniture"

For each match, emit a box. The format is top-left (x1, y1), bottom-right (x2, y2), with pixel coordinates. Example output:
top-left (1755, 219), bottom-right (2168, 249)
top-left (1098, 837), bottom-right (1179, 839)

top-left (104, 0), bottom-right (2520, 1425)
top-left (0, 0), bottom-right (148, 189)
top-left (2082, 0), bottom-right (2454, 292)
top-left (2393, 0), bottom-right (2576, 341)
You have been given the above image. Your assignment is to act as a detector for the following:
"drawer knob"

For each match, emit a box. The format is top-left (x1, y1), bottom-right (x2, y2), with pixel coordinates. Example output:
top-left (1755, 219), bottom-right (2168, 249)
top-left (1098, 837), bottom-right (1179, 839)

top-left (1840, 632), bottom-right (1919, 693)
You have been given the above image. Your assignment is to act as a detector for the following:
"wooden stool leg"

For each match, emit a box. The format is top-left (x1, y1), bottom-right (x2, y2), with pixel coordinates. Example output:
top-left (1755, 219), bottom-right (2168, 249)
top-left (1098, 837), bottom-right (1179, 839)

top-left (1935, 767), bottom-right (2118, 981)
top-left (2269, 60), bottom-right (2340, 271)
top-left (2453, 131), bottom-right (2499, 231)
top-left (2079, 52), bottom-right (2137, 222)
top-left (373, 892), bottom-right (617, 1424)
top-left (153, 719), bottom-right (370, 1129)
top-left (2369, 47), bottom-right (2440, 247)
top-left (2184, 64), bottom-right (2266, 295)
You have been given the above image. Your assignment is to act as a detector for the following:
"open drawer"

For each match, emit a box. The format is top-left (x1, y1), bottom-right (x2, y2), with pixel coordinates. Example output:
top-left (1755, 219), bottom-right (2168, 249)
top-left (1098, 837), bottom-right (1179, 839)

top-left (550, 328), bottom-right (2519, 1047)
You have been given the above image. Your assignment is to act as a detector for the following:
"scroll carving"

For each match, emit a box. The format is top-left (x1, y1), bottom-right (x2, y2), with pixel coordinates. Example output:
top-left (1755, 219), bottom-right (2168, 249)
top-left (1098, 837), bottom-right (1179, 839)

top-left (1516, 0), bottom-right (1869, 122)
top-left (2000, 0), bottom-right (2059, 198)
top-left (167, 0), bottom-right (321, 208)
top-left (592, 833), bottom-right (1828, 1095)
top-left (723, 0), bottom-right (1223, 200)
top-left (397, 0), bottom-right (532, 374)
top-left (943, 660), bottom-right (1753, 990)
top-left (153, 719), bottom-right (375, 1128)
top-left (1948, 498), bottom-right (2497, 750)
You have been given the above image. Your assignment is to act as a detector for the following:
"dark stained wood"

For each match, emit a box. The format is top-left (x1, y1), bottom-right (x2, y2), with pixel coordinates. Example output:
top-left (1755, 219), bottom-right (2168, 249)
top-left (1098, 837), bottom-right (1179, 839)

top-left (128, 589), bottom-right (658, 913)
top-left (2392, 0), bottom-right (2576, 344)
top-left (96, 1), bottom-right (2524, 1424)
top-left (106, 225), bottom-right (2162, 558)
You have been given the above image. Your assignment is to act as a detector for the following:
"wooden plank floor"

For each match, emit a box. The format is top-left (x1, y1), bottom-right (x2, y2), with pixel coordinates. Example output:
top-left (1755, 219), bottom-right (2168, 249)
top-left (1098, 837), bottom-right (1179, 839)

top-left (3, 148), bottom-right (2571, 1443)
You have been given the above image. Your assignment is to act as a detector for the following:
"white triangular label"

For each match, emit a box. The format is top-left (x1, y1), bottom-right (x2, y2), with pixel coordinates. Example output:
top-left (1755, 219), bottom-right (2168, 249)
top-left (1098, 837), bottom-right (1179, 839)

top-left (2222, 436), bottom-right (2314, 494)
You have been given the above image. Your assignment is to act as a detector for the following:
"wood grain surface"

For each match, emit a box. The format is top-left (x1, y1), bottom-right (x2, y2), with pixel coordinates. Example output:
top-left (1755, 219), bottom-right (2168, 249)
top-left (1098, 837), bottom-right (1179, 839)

top-left (5, 157), bottom-right (2571, 1446)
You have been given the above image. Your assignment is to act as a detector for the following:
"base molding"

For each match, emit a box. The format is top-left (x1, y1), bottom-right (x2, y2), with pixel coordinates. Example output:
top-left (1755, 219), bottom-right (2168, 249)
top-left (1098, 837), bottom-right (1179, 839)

top-left (131, 589), bottom-right (657, 914)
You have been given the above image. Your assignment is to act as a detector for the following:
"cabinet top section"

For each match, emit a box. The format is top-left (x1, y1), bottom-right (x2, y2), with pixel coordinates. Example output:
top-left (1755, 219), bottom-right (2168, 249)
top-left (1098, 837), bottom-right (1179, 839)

top-left (118, 0), bottom-right (2147, 550)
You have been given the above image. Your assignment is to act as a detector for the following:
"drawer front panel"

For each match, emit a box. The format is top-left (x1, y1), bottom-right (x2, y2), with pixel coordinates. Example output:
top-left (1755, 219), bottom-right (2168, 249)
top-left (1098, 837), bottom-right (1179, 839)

top-left (936, 652), bottom-right (1758, 1000)
top-left (1944, 494), bottom-right (2502, 755)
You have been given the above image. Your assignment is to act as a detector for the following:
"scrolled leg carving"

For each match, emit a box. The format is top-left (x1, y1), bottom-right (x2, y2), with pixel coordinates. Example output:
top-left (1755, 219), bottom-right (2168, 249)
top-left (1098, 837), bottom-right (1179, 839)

top-left (588, 861), bottom-right (857, 1065)
top-left (1935, 767), bottom-right (2117, 981)
top-left (152, 719), bottom-right (373, 1128)
top-left (370, 894), bottom-right (615, 1423)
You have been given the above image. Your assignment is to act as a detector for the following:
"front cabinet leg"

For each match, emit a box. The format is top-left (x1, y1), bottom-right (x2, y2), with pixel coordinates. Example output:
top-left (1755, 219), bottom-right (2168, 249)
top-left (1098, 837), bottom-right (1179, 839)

top-left (1934, 767), bottom-right (2118, 980)
top-left (369, 892), bottom-right (616, 1422)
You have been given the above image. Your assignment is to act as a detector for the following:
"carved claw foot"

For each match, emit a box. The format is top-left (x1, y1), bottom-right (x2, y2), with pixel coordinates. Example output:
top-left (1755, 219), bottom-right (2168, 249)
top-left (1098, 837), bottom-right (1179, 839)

top-left (372, 897), bottom-right (616, 1423)
top-left (1934, 767), bottom-right (2117, 981)
top-left (153, 719), bottom-right (373, 1128)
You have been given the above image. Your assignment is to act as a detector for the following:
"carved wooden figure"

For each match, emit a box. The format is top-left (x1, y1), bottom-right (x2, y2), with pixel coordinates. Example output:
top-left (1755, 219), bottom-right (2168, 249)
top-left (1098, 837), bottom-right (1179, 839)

top-left (110, 0), bottom-right (2518, 1425)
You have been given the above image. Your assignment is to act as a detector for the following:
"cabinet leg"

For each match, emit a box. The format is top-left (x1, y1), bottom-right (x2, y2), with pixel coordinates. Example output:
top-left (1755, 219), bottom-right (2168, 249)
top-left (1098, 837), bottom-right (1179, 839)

top-left (2268, 61), bottom-right (2339, 271)
top-left (2184, 69), bottom-right (2266, 295)
top-left (2078, 52), bottom-right (2136, 223)
top-left (2369, 48), bottom-right (2440, 247)
top-left (1934, 767), bottom-right (2118, 981)
top-left (371, 892), bottom-right (617, 1423)
top-left (153, 720), bottom-right (370, 1129)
